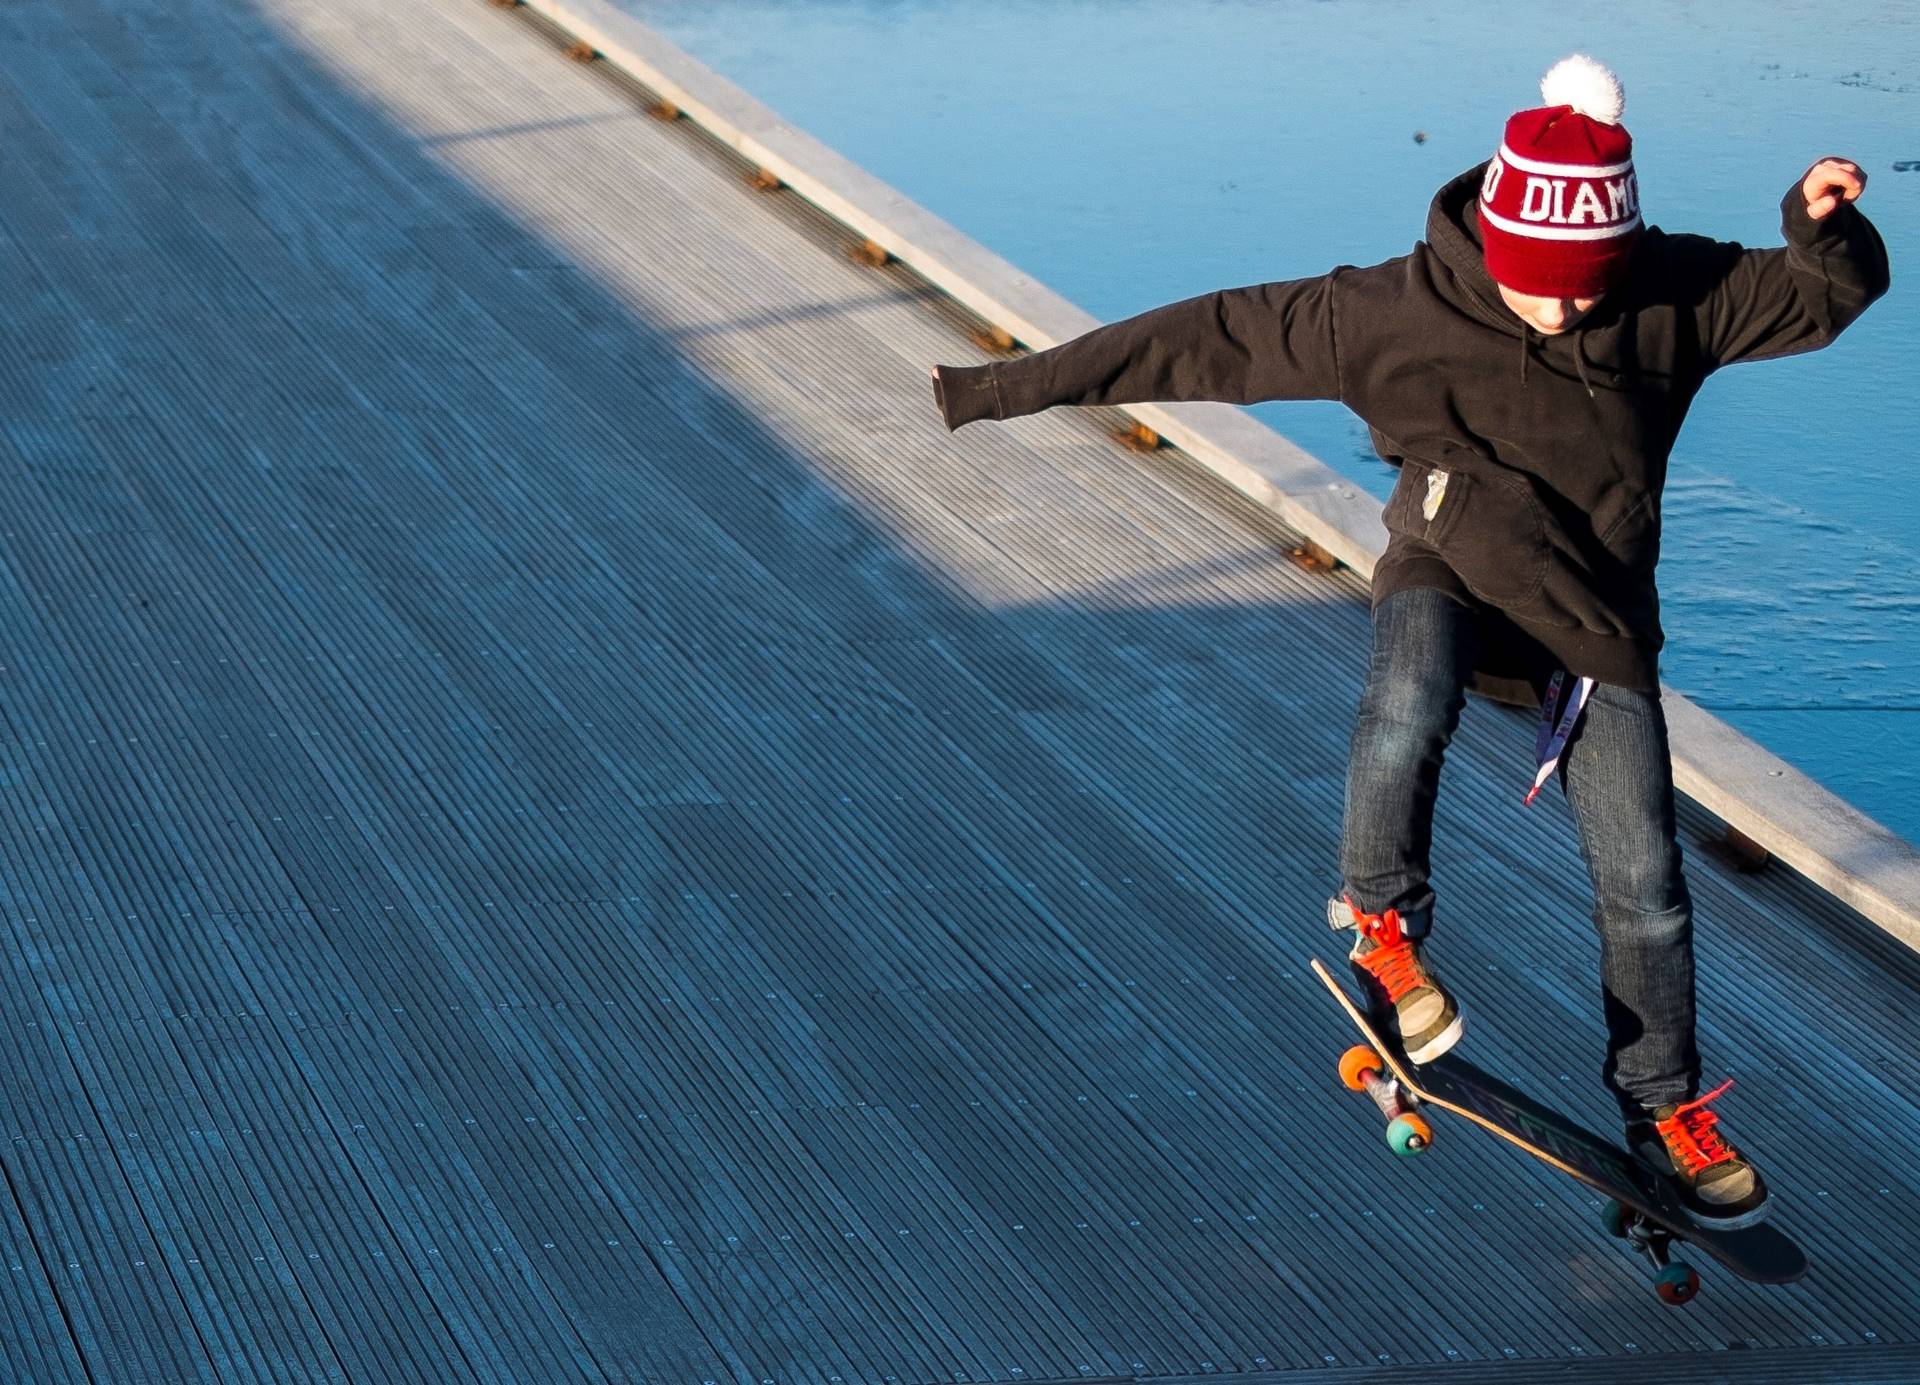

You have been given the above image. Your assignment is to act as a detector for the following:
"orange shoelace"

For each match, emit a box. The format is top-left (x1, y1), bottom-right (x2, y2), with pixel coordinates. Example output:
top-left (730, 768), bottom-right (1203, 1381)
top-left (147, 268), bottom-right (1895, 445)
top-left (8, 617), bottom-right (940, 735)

top-left (1655, 1079), bottom-right (1738, 1175)
top-left (1349, 902), bottom-right (1423, 1003)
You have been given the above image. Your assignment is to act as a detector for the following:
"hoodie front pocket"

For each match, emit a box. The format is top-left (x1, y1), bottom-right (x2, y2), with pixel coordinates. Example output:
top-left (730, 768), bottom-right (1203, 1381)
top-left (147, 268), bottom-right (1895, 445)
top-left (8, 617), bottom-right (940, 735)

top-left (1385, 461), bottom-right (1549, 608)
top-left (1448, 468), bottom-right (1550, 606)
top-left (1598, 492), bottom-right (1660, 574)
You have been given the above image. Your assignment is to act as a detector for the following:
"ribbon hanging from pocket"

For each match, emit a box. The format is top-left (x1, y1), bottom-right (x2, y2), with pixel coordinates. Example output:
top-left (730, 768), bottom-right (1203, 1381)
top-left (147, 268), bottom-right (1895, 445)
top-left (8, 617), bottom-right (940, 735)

top-left (1525, 670), bottom-right (1595, 806)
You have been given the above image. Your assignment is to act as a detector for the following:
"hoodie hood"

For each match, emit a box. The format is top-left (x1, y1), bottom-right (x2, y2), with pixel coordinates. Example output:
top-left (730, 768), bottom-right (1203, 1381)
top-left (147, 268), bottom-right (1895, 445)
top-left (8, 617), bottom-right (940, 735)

top-left (1426, 163), bottom-right (1523, 334)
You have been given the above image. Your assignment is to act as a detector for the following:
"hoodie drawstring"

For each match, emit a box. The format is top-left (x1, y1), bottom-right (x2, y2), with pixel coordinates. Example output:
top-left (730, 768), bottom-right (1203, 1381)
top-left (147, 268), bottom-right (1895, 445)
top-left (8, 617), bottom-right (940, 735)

top-left (1573, 335), bottom-right (1596, 399)
top-left (1517, 322), bottom-right (1597, 399)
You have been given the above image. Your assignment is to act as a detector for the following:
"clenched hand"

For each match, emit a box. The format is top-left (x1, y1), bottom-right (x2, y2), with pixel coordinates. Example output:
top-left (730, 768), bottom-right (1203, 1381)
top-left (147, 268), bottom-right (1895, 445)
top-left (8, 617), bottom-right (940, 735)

top-left (1802, 158), bottom-right (1867, 221)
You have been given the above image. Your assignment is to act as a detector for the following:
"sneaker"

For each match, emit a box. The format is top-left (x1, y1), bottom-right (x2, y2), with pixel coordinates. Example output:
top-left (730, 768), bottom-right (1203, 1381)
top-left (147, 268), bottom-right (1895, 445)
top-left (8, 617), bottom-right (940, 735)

top-left (1330, 894), bottom-right (1463, 1064)
top-left (1626, 1080), bottom-right (1772, 1228)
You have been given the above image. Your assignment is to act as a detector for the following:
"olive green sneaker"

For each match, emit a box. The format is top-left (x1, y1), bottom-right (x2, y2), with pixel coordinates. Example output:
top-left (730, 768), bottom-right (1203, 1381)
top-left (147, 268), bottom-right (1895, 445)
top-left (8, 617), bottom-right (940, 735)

top-left (1329, 894), bottom-right (1463, 1064)
top-left (1626, 1080), bottom-right (1772, 1227)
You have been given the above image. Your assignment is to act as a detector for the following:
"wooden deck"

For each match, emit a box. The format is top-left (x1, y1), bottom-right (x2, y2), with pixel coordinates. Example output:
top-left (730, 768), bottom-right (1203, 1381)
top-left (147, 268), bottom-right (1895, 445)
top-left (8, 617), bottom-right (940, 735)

top-left (0, 0), bottom-right (1916, 1380)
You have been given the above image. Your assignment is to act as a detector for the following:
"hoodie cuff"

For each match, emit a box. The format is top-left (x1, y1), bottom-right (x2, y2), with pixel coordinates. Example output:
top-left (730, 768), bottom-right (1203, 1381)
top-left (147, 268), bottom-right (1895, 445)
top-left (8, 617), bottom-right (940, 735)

top-left (1781, 179), bottom-right (1852, 249)
top-left (931, 362), bottom-right (1001, 431)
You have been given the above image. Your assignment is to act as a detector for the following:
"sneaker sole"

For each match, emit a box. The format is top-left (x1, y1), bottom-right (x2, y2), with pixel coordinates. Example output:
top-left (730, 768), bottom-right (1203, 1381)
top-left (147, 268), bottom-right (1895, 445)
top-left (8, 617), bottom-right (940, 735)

top-left (1404, 1013), bottom-right (1464, 1066)
top-left (1627, 1149), bottom-right (1774, 1232)
top-left (1685, 1196), bottom-right (1772, 1231)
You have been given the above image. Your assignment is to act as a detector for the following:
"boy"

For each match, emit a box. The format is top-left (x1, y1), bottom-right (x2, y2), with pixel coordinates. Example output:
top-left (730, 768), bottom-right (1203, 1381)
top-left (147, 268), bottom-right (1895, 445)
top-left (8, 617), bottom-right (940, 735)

top-left (927, 55), bottom-right (1889, 1226)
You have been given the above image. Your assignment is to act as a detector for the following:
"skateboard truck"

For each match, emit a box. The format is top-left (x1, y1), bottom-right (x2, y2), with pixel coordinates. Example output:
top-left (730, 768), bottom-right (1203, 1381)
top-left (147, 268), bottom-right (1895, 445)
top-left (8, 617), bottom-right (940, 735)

top-left (1601, 1199), bottom-right (1701, 1304)
top-left (1340, 1045), bottom-right (1434, 1157)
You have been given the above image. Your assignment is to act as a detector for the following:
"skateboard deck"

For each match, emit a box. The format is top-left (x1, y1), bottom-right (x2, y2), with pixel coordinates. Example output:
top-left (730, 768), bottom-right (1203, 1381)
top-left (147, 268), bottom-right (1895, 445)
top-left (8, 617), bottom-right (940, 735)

top-left (1312, 958), bottom-right (1808, 1301)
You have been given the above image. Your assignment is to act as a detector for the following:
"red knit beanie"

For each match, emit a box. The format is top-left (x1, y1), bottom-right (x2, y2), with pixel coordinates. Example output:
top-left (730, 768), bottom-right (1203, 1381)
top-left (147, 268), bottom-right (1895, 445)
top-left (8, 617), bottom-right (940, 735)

top-left (1480, 56), bottom-right (1640, 298)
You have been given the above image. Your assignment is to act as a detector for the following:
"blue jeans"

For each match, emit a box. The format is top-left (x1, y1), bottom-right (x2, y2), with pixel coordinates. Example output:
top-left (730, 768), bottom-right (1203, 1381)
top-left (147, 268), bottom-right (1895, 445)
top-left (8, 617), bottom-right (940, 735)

top-left (1338, 587), bottom-right (1700, 1116)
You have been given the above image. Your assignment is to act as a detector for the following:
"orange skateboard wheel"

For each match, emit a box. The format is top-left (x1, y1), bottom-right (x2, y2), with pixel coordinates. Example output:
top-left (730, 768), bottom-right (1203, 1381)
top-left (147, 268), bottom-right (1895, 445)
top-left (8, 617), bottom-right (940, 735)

top-left (1339, 1045), bottom-right (1381, 1092)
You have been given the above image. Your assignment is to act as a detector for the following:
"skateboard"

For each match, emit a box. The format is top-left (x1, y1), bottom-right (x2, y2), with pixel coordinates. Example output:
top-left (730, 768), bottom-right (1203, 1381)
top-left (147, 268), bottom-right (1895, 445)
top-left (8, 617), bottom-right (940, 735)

top-left (1311, 958), bottom-right (1809, 1304)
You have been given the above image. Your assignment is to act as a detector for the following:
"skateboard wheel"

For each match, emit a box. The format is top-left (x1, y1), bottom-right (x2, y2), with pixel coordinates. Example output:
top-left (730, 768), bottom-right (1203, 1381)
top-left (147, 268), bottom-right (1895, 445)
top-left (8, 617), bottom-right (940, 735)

top-left (1654, 1261), bottom-right (1700, 1306)
top-left (1339, 1045), bottom-right (1381, 1092)
top-left (1600, 1198), bottom-right (1634, 1239)
top-left (1385, 1113), bottom-right (1431, 1157)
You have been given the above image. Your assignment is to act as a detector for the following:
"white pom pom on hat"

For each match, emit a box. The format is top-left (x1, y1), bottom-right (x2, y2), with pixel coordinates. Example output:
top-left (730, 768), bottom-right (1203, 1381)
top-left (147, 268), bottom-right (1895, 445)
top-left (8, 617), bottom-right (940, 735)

top-left (1540, 54), bottom-right (1625, 125)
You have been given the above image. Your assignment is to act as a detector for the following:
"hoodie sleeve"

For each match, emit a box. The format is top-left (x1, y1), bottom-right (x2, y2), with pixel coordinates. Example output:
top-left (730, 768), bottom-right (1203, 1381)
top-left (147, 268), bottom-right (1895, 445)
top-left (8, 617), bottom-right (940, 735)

top-left (1687, 179), bottom-right (1891, 371)
top-left (932, 275), bottom-right (1343, 431)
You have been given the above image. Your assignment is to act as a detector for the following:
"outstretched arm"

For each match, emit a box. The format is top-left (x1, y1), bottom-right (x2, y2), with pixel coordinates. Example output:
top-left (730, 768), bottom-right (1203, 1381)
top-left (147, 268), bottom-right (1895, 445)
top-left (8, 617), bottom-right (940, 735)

top-left (930, 274), bottom-right (1343, 431)
top-left (1689, 157), bottom-right (1891, 370)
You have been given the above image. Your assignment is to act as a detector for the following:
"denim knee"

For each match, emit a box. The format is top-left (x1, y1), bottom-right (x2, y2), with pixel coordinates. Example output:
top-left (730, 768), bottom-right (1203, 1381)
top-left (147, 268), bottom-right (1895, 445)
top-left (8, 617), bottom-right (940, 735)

top-left (1591, 849), bottom-right (1690, 925)
top-left (1594, 894), bottom-right (1692, 949)
top-left (1357, 659), bottom-right (1461, 749)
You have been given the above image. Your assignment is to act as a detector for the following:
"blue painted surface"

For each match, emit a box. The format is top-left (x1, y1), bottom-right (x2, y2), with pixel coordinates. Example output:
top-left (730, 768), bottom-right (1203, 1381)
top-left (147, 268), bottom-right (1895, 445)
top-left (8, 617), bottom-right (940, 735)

top-left (619, 0), bottom-right (1920, 845)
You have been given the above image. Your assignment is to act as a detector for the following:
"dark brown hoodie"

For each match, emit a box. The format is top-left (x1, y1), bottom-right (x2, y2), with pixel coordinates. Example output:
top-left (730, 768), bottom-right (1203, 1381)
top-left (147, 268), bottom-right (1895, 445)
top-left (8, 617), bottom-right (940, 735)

top-left (933, 162), bottom-right (1890, 698)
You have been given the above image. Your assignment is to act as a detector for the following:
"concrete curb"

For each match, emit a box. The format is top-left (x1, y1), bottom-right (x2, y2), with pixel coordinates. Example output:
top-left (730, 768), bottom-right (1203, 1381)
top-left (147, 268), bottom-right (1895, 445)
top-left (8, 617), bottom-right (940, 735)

top-left (505, 0), bottom-right (1920, 950)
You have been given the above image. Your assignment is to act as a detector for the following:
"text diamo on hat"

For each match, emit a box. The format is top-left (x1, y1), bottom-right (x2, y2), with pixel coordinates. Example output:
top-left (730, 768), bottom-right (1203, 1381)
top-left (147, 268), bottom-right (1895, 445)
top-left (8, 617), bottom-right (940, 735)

top-left (1480, 55), bottom-right (1641, 298)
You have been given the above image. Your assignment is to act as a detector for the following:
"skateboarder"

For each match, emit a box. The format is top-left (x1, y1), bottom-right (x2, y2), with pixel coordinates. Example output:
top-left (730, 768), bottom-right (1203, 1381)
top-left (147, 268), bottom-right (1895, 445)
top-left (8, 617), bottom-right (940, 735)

top-left (927, 55), bottom-right (1890, 1227)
